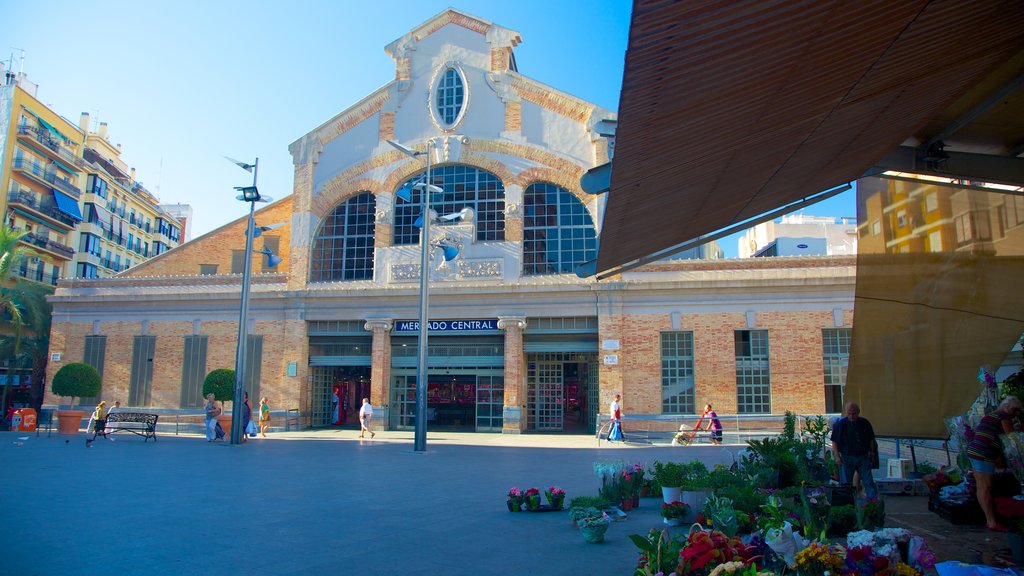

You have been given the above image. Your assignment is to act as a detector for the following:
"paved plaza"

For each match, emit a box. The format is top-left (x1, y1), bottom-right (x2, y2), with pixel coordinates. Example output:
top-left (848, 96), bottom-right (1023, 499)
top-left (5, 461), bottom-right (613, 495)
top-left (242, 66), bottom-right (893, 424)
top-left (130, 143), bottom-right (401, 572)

top-left (0, 428), bottom-right (1014, 575)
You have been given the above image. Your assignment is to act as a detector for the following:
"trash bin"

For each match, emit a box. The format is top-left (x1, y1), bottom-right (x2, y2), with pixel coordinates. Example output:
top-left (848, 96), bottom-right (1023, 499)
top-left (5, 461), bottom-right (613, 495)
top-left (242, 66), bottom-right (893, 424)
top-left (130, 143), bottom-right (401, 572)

top-left (11, 408), bottom-right (37, 432)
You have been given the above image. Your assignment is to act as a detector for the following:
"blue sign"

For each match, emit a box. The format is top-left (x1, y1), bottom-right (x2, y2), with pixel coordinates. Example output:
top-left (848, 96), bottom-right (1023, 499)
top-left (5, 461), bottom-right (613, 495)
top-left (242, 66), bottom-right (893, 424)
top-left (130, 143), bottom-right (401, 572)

top-left (394, 319), bottom-right (499, 333)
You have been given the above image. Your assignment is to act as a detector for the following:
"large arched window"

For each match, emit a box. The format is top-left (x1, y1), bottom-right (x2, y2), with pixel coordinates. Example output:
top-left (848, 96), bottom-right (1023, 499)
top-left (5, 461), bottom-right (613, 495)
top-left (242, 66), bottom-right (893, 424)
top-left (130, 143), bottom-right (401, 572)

top-left (310, 193), bottom-right (376, 282)
top-left (523, 182), bottom-right (596, 275)
top-left (393, 165), bottom-right (505, 245)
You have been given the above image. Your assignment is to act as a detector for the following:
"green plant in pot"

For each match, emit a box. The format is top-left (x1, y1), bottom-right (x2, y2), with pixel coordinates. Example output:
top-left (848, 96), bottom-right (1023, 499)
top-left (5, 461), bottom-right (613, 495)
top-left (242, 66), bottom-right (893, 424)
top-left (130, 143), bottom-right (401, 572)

top-left (652, 461), bottom-right (686, 504)
top-left (578, 514), bottom-right (611, 543)
top-left (50, 363), bottom-right (101, 435)
top-left (569, 506), bottom-right (603, 527)
top-left (679, 460), bottom-right (711, 517)
top-left (660, 500), bottom-right (689, 526)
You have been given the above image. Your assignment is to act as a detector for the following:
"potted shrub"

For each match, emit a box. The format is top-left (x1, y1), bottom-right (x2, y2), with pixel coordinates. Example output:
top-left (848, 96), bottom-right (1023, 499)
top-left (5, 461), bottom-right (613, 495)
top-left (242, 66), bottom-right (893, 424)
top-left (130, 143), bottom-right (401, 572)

top-left (569, 506), bottom-right (602, 528)
top-left (507, 487), bottom-right (523, 512)
top-left (578, 514), bottom-right (611, 543)
top-left (652, 461), bottom-right (686, 504)
top-left (660, 500), bottom-right (689, 526)
top-left (50, 363), bottom-right (101, 435)
top-left (203, 368), bottom-right (235, 434)
top-left (679, 461), bottom-right (711, 518)
top-left (524, 487), bottom-right (542, 510)
top-left (545, 486), bottom-right (566, 509)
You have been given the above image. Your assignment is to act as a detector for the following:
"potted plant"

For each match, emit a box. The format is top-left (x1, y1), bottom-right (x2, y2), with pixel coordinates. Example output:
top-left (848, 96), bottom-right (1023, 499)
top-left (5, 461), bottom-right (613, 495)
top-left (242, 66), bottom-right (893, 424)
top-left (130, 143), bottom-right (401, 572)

top-left (545, 486), bottom-right (566, 509)
top-left (578, 514), bottom-right (611, 543)
top-left (679, 461), bottom-right (711, 517)
top-left (652, 461), bottom-right (686, 504)
top-left (569, 506), bottom-right (602, 528)
top-left (507, 487), bottom-right (523, 511)
top-left (660, 500), bottom-right (689, 526)
top-left (50, 363), bottom-right (101, 435)
top-left (203, 368), bottom-right (235, 434)
top-left (524, 487), bottom-right (542, 511)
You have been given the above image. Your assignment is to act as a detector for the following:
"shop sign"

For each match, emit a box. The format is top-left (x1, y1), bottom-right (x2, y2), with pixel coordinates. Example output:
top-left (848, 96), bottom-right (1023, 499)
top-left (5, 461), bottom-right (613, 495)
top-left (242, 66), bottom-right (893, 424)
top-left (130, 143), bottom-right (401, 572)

top-left (394, 319), bottom-right (499, 334)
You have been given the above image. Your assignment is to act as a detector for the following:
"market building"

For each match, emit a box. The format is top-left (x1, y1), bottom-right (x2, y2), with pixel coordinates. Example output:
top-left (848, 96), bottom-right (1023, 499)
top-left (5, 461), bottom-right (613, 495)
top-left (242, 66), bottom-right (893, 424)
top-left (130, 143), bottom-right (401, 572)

top-left (44, 9), bottom-right (856, 434)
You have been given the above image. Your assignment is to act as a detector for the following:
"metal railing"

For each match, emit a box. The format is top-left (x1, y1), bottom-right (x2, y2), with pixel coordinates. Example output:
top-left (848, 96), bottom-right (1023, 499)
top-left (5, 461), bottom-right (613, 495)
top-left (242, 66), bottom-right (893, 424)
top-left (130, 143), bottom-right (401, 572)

top-left (11, 158), bottom-right (81, 197)
top-left (595, 412), bottom-right (841, 446)
top-left (16, 125), bottom-right (83, 168)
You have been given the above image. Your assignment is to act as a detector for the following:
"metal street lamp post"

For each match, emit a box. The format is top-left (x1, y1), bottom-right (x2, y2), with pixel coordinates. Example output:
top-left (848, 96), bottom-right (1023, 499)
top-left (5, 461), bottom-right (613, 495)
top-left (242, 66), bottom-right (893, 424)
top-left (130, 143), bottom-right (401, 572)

top-left (387, 138), bottom-right (436, 452)
top-left (226, 157), bottom-right (274, 445)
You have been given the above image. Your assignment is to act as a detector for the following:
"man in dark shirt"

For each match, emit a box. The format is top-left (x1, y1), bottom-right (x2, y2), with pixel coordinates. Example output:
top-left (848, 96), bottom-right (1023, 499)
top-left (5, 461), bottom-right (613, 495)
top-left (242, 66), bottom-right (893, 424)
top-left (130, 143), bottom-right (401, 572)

top-left (830, 402), bottom-right (877, 499)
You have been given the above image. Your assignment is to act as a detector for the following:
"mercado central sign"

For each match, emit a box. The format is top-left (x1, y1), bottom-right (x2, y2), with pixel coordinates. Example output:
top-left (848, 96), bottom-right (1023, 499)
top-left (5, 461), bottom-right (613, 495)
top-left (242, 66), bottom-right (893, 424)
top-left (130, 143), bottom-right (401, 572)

top-left (394, 319), bottom-right (499, 334)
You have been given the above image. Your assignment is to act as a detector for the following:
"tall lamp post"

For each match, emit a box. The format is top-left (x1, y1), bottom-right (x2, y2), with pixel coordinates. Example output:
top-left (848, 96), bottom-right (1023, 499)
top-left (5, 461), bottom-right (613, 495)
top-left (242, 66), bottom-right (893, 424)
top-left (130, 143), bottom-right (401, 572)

top-left (386, 138), bottom-right (439, 452)
top-left (225, 157), bottom-right (276, 445)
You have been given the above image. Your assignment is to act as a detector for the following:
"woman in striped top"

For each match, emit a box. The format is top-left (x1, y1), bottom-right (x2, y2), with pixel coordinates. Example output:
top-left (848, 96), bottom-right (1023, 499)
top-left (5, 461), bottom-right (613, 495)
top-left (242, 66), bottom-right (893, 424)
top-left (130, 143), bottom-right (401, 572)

top-left (966, 395), bottom-right (1021, 532)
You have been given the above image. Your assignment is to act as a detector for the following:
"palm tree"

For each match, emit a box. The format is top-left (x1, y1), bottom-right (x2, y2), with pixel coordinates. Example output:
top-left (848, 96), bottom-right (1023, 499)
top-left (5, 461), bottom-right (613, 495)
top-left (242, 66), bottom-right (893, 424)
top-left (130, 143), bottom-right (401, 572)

top-left (0, 224), bottom-right (42, 423)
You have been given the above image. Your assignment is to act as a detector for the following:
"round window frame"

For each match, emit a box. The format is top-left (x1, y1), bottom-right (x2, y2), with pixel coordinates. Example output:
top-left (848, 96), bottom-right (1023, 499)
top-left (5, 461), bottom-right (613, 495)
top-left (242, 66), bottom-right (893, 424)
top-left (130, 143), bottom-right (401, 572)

top-left (429, 63), bottom-right (468, 132)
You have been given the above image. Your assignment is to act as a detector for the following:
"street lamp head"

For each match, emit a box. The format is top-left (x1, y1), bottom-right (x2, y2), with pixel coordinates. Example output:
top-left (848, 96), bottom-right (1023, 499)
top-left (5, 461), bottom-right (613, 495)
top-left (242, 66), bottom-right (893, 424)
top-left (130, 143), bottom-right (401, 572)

top-left (235, 186), bottom-right (261, 202)
top-left (437, 241), bottom-right (460, 262)
top-left (256, 247), bottom-right (283, 268)
top-left (387, 139), bottom-right (425, 158)
top-left (253, 222), bottom-right (286, 238)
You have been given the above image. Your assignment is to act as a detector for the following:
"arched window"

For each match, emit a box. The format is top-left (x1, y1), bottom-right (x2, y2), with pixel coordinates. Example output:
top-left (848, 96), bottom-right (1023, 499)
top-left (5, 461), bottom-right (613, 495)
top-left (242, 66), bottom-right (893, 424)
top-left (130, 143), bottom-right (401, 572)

top-left (393, 165), bottom-right (505, 245)
top-left (523, 182), bottom-right (596, 275)
top-left (310, 193), bottom-right (376, 282)
top-left (435, 67), bottom-right (465, 126)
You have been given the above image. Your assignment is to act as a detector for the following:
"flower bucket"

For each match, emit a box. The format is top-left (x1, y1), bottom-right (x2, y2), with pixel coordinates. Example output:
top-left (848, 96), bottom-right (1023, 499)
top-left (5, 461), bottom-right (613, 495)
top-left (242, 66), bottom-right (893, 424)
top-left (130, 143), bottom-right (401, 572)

top-left (507, 498), bottom-right (522, 512)
top-left (526, 495), bottom-right (541, 511)
top-left (663, 517), bottom-right (683, 526)
top-left (662, 486), bottom-right (682, 504)
top-left (580, 523), bottom-right (609, 543)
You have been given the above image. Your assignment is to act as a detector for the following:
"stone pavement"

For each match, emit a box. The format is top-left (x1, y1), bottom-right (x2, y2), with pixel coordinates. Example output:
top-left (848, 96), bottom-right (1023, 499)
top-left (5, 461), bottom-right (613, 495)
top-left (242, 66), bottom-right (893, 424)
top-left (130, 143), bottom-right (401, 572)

top-left (0, 428), bottom-right (1016, 575)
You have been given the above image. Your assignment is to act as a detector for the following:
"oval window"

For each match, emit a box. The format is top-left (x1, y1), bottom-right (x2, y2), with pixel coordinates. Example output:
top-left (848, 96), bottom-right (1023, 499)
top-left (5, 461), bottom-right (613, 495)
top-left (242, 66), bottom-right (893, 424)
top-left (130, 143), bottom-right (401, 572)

top-left (435, 68), bottom-right (464, 126)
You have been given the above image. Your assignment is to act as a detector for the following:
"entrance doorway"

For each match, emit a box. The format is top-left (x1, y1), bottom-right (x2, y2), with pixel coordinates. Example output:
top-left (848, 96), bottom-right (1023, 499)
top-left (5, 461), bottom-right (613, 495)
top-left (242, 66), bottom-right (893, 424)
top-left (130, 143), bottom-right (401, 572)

top-left (526, 353), bottom-right (598, 433)
top-left (308, 366), bottom-right (371, 428)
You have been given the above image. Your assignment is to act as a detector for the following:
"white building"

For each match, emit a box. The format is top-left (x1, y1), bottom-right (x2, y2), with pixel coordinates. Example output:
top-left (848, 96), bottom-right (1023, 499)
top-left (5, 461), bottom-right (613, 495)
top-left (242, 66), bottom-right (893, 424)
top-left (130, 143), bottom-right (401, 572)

top-left (737, 214), bottom-right (857, 258)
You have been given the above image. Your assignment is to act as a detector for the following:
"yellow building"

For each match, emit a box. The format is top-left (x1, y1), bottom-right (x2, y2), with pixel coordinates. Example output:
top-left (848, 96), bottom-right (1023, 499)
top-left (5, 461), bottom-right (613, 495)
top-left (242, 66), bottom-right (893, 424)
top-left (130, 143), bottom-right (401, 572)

top-left (73, 113), bottom-right (183, 278)
top-left (0, 68), bottom-right (84, 285)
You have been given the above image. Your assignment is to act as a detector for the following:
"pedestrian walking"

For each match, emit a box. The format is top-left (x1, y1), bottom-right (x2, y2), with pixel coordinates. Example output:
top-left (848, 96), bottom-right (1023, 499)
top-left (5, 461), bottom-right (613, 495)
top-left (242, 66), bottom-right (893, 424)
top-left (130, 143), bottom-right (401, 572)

top-left (258, 397), bottom-right (270, 438)
top-left (205, 393), bottom-right (223, 442)
top-left (830, 401), bottom-right (877, 499)
top-left (359, 398), bottom-right (375, 439)
top-left (608, 394), bottom-right (623, 442)
top-left (85, 401), bottom-right (108, 447)
top-left (105, 400), bottom-right (121, 437)
top-left (242, 392), bottom-right (253, 443)
top-left (703, 404), bottom-right (723, 445)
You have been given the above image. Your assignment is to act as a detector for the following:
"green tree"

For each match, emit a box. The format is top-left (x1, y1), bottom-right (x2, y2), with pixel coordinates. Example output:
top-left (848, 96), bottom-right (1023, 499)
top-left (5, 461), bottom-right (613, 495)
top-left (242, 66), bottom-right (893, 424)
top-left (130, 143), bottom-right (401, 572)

top-left (0, 224), bottom-right (42, 421)
top-left (50, 363), bottom-right (102, 410)
top-left (203, 368), bottom-right (236, 405)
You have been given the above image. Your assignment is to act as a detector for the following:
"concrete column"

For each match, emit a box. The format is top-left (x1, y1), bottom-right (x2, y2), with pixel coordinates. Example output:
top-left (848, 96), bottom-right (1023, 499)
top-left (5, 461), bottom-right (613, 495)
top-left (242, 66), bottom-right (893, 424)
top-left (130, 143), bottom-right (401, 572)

top-left (365, 319), bottom-right (393, 428)
top-left (498, 315), bottom-right (527, 434)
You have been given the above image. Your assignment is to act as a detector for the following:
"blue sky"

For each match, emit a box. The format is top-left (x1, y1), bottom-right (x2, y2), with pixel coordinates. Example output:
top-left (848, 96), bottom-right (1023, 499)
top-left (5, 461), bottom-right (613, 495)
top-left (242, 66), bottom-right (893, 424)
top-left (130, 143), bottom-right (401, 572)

top-left (7, 0), bottom-right (853, 258)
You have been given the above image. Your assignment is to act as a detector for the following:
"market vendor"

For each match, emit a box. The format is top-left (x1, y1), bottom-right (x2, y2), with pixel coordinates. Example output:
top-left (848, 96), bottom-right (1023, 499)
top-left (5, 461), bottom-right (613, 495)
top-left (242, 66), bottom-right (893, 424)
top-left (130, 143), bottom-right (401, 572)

top-left (966, 395), bottom-right (1022, 532)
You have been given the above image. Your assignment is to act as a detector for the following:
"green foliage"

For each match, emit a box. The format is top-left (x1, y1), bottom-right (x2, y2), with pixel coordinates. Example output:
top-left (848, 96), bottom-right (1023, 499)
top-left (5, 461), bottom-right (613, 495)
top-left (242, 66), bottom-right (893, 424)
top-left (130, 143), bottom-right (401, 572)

top-left (569, 506), bottom-right (603, 522)
top-left (801, 414), bottom-right (831, 459)
top-left (716, 483), bottom-right (765, 515)
top-left (50, 363), bottom-right (101, 409)
top-left (704, 494), bottom-right (738, 536)
top-left (1000, 370), bottom-right (1024, 403)
top-left (705, 465), bottom-right (744, 491)
top-left (651, 461), bottom-right (687, 488)
top-left (630, 529), bottom-right (685, 576)
top-left (782, 410), bottom-right (797, 441)
top-left (757, 495), bottom-right (788, 533)
top-left (744, 436), bottom-right (800, 488)
top-left (827, 505), bottom-right (857, 536)
top-left (915, 461), bottom-right (937, 475)
top-left (679, 460), bottom-right (710, 491)
top-left (855, 498), bottom-right (886, 531)
top-left (202, 369), bottom-right (235, 402)
top-left (568, 495), bottom-right (610, 510)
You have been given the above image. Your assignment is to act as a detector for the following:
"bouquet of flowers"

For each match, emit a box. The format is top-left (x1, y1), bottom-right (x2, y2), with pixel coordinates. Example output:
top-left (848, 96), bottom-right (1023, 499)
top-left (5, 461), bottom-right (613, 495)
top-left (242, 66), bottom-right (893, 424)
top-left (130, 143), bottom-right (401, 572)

top-left (708, 562), bottom-right (776, 576)
top-left (792, 542), bottom-right (843, 576)
top-left (800, 483), bottom-right (830, 540)
top-left (630, 462), bottom-right (646, 497)
top-left (545, 486), bottom-right (566, 508)
top-left (844, 544), bottom-right (890, 575)
top-left (677, 529), bottom-right (757, 576)
top-left (594, 460), bottom-right (628, 504)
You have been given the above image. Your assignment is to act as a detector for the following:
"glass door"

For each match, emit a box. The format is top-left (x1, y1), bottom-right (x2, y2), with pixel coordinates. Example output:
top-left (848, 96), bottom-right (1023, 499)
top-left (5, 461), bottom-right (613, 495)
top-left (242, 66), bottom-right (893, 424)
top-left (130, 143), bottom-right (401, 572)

top-left (475, 376), bottom-right (504, 432)
top-left (530, 360), bottom-right (564, 431)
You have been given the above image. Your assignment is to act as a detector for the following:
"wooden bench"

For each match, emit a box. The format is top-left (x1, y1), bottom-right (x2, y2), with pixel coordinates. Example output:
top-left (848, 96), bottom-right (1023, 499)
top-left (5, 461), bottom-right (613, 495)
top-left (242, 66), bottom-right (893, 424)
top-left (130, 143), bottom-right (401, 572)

top-left (105, 412), bottom-right (158, 442)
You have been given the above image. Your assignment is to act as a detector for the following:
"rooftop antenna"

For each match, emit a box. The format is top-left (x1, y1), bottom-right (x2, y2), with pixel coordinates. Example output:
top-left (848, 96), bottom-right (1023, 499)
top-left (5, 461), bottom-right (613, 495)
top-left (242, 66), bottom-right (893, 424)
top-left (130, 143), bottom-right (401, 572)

top-left (10, 47), bottom-right (25, 74)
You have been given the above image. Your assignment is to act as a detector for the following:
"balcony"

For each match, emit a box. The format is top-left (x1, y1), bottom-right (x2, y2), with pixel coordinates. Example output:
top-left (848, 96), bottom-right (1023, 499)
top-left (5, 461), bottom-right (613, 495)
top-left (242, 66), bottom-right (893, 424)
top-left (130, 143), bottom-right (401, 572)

top-left (11, 157), bottom-right (82, 198)
top-left (6, 191), bottom-right (79, 229)
top-left (23, 232), bottom-right (75, 260)
top-left (16, 125), bottom-right (83, 170)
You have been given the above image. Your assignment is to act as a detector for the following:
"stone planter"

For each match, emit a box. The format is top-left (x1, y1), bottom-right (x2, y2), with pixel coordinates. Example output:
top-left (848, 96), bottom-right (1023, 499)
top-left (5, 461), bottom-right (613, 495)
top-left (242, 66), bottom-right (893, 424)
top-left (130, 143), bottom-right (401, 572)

top-left (663, 517), bottom-right (684, 526)
top-left (681, 490), bottom-right (712, 520)
top-left (57, 410), bottom-right (85, 435)
top-left (580, 522), bottom-right (610, 543)
top-left (216, 414), bottom-right (232, 439)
